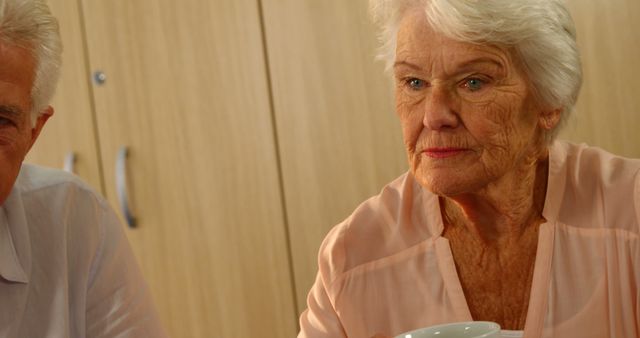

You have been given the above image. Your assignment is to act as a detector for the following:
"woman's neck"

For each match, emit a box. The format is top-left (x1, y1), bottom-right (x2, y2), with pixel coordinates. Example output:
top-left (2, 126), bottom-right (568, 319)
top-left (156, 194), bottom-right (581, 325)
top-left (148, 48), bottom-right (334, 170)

top-left (441, 149), bottom-right (549, 246)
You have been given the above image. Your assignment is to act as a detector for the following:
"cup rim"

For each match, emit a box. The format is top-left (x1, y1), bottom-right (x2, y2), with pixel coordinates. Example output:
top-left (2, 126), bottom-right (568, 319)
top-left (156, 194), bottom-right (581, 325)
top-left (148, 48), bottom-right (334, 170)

top-left (396, 321), bottom-right (501, 338)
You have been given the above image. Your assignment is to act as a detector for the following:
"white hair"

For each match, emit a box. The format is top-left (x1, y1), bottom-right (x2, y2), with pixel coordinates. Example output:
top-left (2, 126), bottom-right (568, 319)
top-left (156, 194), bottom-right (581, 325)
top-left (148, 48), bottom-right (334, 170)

top-left (370, 0), bottom-right (583, 140)
top-left (0, 0), bottom-right (62, 124)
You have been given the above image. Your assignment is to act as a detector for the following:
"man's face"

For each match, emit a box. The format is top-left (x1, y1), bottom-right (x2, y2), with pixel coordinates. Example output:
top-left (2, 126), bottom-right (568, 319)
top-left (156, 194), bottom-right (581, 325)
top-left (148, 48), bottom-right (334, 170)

top-left (0, 41), bottom-right (51, 205)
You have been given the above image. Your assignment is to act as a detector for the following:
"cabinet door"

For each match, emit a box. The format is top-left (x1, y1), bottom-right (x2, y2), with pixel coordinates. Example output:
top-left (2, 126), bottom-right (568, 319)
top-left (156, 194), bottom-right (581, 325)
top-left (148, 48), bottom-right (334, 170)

top-left (25, 0), bottom-right (103, 191)
top-left (560, 0), bottom-right (640, 157)
top-left (80, 0), bottom-right (297, 336)
top-left (261, 0), bottom-right (407, 311)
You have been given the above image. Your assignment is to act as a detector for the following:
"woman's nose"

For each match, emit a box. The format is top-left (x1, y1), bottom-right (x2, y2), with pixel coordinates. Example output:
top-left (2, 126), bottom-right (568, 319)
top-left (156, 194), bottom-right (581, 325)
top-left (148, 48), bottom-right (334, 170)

top-left (423, 86), bottom-right (459, 130)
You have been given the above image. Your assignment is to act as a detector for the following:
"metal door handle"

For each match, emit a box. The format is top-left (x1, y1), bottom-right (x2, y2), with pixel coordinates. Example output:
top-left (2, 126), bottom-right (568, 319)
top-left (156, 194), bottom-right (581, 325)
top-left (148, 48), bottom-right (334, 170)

top-left (63, 151), bottom-right (76, 173)
top-left (116, 146), bottom-right (136, 228)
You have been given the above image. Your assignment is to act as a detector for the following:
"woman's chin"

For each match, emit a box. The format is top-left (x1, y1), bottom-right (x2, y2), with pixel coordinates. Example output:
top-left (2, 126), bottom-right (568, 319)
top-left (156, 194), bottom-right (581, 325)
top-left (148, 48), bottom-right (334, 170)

top-left (413, 168), bottom-right (487, 197)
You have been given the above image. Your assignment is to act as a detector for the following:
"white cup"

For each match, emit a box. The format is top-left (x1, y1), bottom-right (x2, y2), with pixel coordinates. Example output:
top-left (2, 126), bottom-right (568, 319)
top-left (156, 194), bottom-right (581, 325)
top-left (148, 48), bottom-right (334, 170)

top-left (394, 321), bottom-right (501, 338)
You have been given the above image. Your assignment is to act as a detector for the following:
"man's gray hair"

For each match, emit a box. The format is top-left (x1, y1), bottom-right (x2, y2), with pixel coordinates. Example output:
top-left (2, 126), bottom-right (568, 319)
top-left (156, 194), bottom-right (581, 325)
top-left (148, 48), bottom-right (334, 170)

top-left (370, 0), bottom-right (583, 141)
top-left (0, 0), bottom-right (62, 123)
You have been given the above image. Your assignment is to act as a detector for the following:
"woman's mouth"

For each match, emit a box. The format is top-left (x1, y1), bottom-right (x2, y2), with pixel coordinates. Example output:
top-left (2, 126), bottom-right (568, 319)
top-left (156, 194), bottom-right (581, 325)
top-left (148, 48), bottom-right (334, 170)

top-left (422, 147), bottom-right (469, 158)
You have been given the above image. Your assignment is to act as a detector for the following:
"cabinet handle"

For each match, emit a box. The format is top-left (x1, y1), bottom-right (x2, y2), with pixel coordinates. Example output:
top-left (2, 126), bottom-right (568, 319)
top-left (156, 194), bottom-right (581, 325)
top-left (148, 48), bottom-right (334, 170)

top-left (116, 146), bottom-right (137, 228)
top-left (63, 151), bottom-right (76, 173)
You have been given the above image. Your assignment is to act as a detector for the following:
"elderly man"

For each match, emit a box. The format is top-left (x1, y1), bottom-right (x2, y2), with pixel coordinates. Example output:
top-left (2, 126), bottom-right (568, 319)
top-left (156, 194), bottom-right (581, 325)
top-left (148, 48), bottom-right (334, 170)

top-left (0, 0), bottom-right (166, 336)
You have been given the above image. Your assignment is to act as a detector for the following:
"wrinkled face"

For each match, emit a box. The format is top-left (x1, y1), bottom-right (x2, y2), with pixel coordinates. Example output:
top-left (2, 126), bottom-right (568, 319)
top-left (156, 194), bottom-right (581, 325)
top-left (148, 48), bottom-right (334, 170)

top-left (0, 42), bottom-right (45, 204)
top-left (394, 9), bottom-right (549, 196)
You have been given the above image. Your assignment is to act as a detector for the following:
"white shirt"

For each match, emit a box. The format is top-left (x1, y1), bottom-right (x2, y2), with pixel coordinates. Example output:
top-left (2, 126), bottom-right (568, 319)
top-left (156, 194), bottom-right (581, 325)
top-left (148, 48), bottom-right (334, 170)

top-left (0, 164), bottom-right (167, 337)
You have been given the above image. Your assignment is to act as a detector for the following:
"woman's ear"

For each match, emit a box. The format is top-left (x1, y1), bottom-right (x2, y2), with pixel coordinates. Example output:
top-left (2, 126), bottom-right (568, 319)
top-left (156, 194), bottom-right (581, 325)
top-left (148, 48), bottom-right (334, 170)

top-left (538, 107), bottom-right (562, 130)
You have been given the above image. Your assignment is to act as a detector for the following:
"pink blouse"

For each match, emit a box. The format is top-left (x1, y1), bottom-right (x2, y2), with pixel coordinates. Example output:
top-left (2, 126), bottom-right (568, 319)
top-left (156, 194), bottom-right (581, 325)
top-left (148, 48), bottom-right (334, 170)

top-left (298, 141), bottom-right (640, 338)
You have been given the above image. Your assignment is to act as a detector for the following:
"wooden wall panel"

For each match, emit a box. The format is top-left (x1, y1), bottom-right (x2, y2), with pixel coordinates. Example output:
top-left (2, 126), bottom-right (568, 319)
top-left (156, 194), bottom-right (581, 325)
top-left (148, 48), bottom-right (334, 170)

top-left (561, 0), bottom-right (640, 157)
top-left (261, 0), bottom-right (408, 312)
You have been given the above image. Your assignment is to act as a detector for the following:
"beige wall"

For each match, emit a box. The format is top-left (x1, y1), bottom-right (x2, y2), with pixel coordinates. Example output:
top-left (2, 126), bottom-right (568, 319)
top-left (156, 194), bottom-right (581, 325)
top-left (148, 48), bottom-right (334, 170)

top-left (561, 0), bottom-right (640, 158)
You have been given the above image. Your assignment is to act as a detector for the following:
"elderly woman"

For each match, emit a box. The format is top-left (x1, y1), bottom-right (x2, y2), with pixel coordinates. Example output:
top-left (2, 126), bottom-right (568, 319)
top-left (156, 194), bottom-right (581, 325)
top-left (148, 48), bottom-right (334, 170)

top-left (298, 0), bottom-right (640, 337)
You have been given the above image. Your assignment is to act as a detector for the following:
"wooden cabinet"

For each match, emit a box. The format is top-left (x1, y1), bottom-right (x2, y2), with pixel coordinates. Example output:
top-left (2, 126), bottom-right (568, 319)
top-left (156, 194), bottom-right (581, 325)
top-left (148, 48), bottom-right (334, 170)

top-left (28, 0), bottom-right (297, 336)
top-left (259, 0), bottom-right (407, 310)
top-left (80, 0), bottom-right (297, 336)
top-left (82, 0), bottom-right (297, 336)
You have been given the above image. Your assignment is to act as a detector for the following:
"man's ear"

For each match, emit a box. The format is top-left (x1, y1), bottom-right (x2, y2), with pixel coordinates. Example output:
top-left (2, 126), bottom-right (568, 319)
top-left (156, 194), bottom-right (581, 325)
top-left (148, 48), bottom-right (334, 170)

top-left (538, 107), bottom-right (562, 130)
top-left (28, 106), bottom-right (54, 151)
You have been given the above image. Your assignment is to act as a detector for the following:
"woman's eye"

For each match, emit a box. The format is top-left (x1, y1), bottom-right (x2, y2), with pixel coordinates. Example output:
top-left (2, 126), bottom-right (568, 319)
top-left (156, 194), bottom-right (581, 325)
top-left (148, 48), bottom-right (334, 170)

top-left (464, 78), bottom-right (486, 92)
top-left (405, 78), bottom-right (426, 90)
